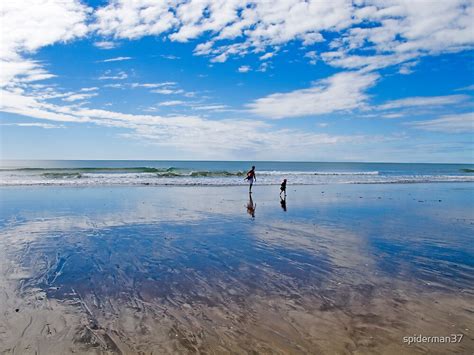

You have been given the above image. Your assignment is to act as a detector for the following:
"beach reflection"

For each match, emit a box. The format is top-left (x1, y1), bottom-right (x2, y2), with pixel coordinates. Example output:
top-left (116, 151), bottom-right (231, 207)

top-left (0, 185), bottom-right (473, 354)
top-left (280, 195), bottom-right (287, 211)
top-left (246, 193), bottom-right (256, 218)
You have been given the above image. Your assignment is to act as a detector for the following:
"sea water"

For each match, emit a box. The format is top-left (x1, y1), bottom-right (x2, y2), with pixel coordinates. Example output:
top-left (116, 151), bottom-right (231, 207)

top-left (0, 160), bottom-right (473, 186)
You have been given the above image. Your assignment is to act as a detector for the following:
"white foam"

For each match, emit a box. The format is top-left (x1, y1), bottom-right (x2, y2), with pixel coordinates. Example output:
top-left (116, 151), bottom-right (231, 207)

top-left (1, 171), bottom-right (473, 186)
top-left (258, 170), bottom-right (380, 176)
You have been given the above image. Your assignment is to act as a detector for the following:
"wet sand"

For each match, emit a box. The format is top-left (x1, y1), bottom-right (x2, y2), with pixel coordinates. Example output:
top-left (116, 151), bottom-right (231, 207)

top-left (0, 183), bottom-right (473, 354)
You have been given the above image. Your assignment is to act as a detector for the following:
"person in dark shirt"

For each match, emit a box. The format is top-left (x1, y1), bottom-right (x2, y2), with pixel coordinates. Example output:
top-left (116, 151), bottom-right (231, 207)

top-left (245, 165), bottom-right (256, 193)
top-left (280, 178), bottom-right (287, 196)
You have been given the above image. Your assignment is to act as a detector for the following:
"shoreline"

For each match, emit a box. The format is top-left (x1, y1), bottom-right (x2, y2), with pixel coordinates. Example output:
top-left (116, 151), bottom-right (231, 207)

top-left (1, 180), bottom-right (474, 188)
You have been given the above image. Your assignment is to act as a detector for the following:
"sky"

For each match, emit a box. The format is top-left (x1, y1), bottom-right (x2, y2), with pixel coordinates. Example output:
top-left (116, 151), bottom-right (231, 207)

top-left (0, 0), bottom-right (473, 162)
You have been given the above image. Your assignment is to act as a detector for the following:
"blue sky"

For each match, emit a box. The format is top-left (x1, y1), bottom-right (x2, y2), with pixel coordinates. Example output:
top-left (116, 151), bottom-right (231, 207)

top-left (1, 0), bottom-right (473, 162)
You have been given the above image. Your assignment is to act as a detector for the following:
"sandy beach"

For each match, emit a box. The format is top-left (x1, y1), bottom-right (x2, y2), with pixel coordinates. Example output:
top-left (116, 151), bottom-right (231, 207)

top-left (0, 183), bottom-right (473, 354)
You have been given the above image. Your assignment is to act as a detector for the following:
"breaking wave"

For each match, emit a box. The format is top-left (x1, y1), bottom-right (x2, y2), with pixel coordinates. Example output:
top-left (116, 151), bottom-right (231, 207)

top-left (1, 165), bottom-right (473, 186)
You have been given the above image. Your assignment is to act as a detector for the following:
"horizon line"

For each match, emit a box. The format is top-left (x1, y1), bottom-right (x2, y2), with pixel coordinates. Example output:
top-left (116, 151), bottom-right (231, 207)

top-left (1, 159), bottom-right (473, 165)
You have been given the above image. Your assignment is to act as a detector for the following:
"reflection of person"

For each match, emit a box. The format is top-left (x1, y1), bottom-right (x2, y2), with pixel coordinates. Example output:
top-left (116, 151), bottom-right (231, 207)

top-left (247, 193), bottom-right (256, 218)
top-left (280, 179), bottom-right (287, 196)
top-left (244, 165), bottom-right (256, 193)
top-left (280, 195), bottom-right (287, 212)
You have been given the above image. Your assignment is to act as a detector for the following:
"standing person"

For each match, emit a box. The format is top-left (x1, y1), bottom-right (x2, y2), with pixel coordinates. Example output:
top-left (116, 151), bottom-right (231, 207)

top-left (245, 165), bottom-right (256, 193)
top-left (280, 179), bottom-right (287, 197)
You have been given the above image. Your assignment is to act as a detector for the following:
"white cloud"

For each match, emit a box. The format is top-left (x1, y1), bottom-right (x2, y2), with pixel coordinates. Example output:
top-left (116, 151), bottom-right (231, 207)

top-left (151, 89), bottom-right (184, 95)
top-left (304, 51), bottom-right (317, 65)
top-left (0, 0), bottom-right (89, 88)
top-left (91, 0), bottom-right (474, 69)
top-left (158, 100), bottom-right (186, 106)
top-left (93, 41), bottom-right (118, 49)
top-left (1, 0), bottom-right (89, 60)
top-left (192, 104), bottom-right (230, 112)
top-left (321, 51), bottom-right (417, 72)
top-left (183, 91), bottom-right (197, 98)
top-left (456, 84), bottom-right (474, 91)
top-left (103, 83), bottom-right (125, 89)
top-left (378, 95), bottom-right (468, 110)
top-left (0, 60), bottom-right (57, 87)
top-left (398, 61), bottom-right (418, 75)
top-left (238, 65), bottom-right (251, 73)
top-left (103, 82), bottom-right (185, 94)
top-left (259, 52), bottom-right (274, 60)
top-left (247, 71), bottom-right (379, 119)
top-left (1, 122), bottom-right (64, 129)
top-left (381, 113), bottom-right (404, 119)
top-left (92, 1), bottom-right (352, 62)
top-left (352, 1), bottom-right (474, 55)
top-left (62, 92), bottom-right (98, 102)
top-left (80, 87), bottom-right (99, 92)
top-left (257, 62), bottom-right (271, 72)
top-left (9, 1), bottom-right (467, 81)
top-left (131, 82), bottom-right (176, 88)
top-left (406, 112), bottom-right (474, 133)
top-left (0, 86), bottom-right (375, 159)
top-left (323, 1), bottom-right (474, 71)
top-left (98, 71), bottom-right (128, 80)
top-left (0, 89), bottom-right (91, 123)
top-left (210, 53), bottom-right (228, 63)
top-left (93, 1), bottom-right (178, 39)
top-left (100, 56), bottom-right (132, 62)
top-left (160, 54), bottom-right (180, 60)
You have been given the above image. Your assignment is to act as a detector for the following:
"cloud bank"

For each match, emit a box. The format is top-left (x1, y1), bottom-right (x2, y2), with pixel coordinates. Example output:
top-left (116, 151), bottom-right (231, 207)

top-left (247, 72), bottom-right (379, 119)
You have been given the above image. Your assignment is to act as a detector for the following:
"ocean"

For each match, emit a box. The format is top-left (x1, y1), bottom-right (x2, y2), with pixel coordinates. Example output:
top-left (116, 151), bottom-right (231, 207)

top-left (0, 160), bottom-right (473, 186)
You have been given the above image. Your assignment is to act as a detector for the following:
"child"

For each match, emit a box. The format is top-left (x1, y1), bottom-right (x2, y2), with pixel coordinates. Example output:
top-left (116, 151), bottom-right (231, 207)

top-left (280, 179), bottom-right (287, 196)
